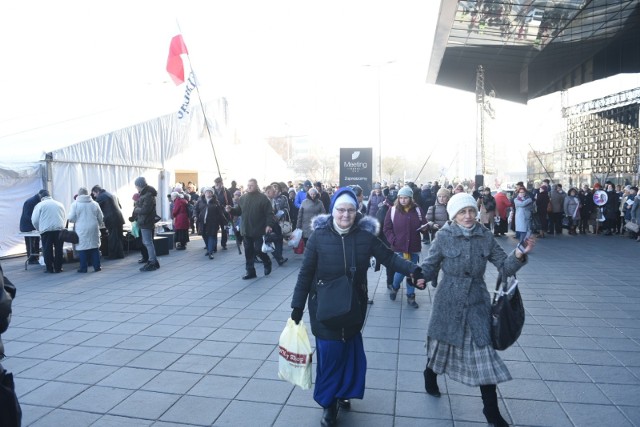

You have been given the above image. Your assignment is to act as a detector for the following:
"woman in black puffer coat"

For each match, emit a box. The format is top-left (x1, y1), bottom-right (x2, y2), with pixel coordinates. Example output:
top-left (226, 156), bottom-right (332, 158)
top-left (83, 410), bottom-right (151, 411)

top-left (290, 187), bottom-right (424, 427)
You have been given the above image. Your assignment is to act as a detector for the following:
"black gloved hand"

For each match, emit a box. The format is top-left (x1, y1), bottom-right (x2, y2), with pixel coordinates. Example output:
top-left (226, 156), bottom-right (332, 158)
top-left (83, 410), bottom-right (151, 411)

top-left (291, 307), bottom-right (303, 324)
top-left (411, 268), bottom-right (426, 290)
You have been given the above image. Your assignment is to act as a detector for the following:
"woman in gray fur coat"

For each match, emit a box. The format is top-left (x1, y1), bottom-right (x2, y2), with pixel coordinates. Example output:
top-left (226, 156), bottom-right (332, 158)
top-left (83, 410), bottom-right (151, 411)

top-left (419, 193), bottom-right (535, 427)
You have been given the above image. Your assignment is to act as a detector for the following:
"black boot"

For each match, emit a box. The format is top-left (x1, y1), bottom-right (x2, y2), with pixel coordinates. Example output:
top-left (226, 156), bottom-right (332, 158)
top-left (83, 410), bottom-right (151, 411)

top-left (242, 269), bottom-right (257, 280)
top-left (424, 366), bottom-right (441, 397)
top-left (480, 384), bottom-right (509, 427)
top-left (320, 400), bottom-right (338, 427)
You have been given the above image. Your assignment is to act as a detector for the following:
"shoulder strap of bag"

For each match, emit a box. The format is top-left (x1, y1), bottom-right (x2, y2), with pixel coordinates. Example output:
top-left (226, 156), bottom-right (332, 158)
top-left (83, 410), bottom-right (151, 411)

top-left (493, 269), bottom-right (517, 303)
top-left (349, 239), bottom-right (356, 279)
top-left (392, 205), bottom-right (422, 222)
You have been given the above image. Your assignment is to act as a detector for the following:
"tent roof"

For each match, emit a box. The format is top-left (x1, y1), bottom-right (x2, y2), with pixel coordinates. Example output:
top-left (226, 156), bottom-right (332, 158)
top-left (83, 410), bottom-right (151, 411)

top-left (0, 84), bottom-right (190, 164)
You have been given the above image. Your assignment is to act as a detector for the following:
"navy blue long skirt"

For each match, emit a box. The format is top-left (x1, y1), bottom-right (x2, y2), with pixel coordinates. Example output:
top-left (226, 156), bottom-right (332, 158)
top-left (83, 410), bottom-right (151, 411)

top-left (313, 332), bottom-right (367, 408)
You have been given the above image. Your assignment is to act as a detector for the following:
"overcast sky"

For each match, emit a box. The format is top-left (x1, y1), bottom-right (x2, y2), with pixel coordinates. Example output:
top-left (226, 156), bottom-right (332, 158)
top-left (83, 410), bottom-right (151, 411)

top-left (4, 0), bottom-right (634, 181)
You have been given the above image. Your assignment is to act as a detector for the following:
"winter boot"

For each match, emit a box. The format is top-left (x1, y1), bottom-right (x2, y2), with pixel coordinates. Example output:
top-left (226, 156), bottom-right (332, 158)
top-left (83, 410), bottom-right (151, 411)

top-left (424, 366), bottom-right (441, 397)
top-left (320, 400), bottom-right (338, 427)
top-left (407, 294), bottom-right (419, 308)
top-left (480, 384), bottom-right (509, 427)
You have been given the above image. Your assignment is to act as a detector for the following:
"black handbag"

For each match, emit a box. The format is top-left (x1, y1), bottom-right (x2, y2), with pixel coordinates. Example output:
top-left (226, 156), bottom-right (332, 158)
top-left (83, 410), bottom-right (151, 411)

top-left (0, 364), bottom-right (22, 427)
top-left (59, 229), bottom-right (79, 244)
top-left (490, 270), bottom-right (525, 351)
top-left (315, 241), bottom-right (361, 328)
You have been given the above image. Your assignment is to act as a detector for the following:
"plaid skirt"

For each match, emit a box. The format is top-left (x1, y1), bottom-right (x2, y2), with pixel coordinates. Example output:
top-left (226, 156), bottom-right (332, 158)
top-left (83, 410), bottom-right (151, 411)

top-left (427, 323), bottom-right (511, 386)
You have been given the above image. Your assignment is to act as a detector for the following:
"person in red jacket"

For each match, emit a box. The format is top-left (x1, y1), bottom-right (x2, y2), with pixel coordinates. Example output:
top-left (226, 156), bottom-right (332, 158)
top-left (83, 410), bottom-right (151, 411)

top-left (171, 192), bottom-right (190, 250)
top-left (493, 189), bottom-right (512, 237)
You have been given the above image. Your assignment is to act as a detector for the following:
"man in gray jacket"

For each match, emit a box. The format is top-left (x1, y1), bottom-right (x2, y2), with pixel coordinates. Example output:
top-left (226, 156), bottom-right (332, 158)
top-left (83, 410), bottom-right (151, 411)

top-left (31, 191), bottom-right (66, 273)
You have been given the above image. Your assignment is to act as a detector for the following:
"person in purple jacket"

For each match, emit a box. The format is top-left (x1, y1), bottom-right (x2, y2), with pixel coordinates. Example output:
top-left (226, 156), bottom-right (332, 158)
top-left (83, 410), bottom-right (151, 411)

top-left (383, 186), bottom-right (429, 308)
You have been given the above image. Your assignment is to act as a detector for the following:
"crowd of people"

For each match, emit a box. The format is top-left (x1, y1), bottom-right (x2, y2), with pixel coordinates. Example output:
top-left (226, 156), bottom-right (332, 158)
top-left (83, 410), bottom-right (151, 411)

top-left (16, 174), bottom-right (638, 427)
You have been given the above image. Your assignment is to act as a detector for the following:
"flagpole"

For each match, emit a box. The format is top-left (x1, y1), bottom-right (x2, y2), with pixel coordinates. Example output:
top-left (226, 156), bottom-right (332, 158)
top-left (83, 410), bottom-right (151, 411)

top-left (174, 24), bottom-right (223, 179)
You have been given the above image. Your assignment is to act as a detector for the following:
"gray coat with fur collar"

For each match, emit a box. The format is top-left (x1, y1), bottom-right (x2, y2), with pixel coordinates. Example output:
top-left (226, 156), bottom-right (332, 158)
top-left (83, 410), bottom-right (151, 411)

top-left (291, 213), bottom-right (421, 341)
top-left (421, 222), bottom-right (526, 348)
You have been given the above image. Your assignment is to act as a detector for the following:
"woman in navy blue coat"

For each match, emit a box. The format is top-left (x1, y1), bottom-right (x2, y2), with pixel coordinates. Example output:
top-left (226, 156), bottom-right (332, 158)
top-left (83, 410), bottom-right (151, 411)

top-left (290, 187), bottom-right (425, 427)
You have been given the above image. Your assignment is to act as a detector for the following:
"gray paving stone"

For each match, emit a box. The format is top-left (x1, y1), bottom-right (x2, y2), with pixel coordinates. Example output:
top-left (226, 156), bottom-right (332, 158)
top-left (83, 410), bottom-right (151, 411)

top-left (52, 345), bottom-right (109, 363)
top-left (150, 337), bottom-right (201, 354)
top-left (141, 370), bottom-right (203, 394)
top-left (188, 374), bottom-right (249, 399)
top-left (362, 337), bottom-right (398, 353)
top-left (505, 398), bottom-right (573, 426)
top-left (534, 362), bottom-right (593, 382)
top-left (213, 400), bottom-right (281, 427)
top-left (109, 390), bottom-right (180, 419)
top-left (236, 377), bottom-right (294, 404)
top-left (167, 354), bottom-right (222, 374)
top-left (127, 350), bottom-right (182, 370)
top-left (227, 342), bottom-right (276, 360)
top-left (98, 366), bottom-right (160, 389)
top-left (16, 342), bottom-right (73, 359)
top-left (115, 335), bottom-right (164, 351)
top-left (580, 364), bottom-right (640, 384)
top-left (365, 350), bottom-right (398, 370)
top-left (81, 333), bottom-right (130, 348)
top-left (19, 359), bottom-right (79, 380)
top-left (57, 363), bottom-right (119, 384)
top-left (210, 356), bottom-right (263, 377)
top-left (449, 394), bottom-right (495, 424)
top-left (563, 402), bottom-right (633, 427)
top-left (160, 395), bottom-right (230, 425)
top-left (20, 380), bottom-right (89, 407)
top-left (366, 367), bottom-right (397, 391)
top-left (18, 328), bottom-right (66, 343)
top-left (89, 348), bottom-right (144, 366)
top-left (29, 408), bottom-right (101, 427)
top-left (19, 404), bottom-right (54, 426)
top-left (62, 385), bottom-right (133, 412)
top-left (189, 339), bottom-right (237, 357)
top-left (619, 405), bottom-right (640, 426)
top-left (395, 390), bottom-right (451, 419)
top-left (547, 380), bottom-right (610, 404)
top-left (272, 405), bottom-right (324, 427)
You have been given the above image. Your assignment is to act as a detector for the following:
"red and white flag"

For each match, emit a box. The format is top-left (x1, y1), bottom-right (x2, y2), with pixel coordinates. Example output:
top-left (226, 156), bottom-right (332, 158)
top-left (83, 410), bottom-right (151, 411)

top-left (166, 34), bottom-right (189, 85)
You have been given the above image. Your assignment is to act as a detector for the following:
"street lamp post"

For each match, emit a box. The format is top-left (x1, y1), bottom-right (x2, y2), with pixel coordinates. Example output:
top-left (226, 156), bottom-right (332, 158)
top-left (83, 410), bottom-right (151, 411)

top-left (364, 61), bottom-right (395, 182)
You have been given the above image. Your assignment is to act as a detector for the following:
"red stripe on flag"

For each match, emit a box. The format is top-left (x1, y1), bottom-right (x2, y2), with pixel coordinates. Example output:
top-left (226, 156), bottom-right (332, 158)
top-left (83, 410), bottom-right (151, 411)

top-left (166, 35), bottom-right (189, 85)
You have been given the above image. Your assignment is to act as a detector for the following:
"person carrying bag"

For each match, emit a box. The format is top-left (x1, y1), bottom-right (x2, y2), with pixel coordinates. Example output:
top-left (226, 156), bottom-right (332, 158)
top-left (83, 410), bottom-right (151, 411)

top-left (289, 187), bottom-right (425, 427)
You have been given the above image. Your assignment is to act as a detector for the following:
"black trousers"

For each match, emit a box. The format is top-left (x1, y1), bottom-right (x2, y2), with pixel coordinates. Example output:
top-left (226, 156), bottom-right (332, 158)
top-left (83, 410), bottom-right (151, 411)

top-left (271, 223), bottom-right (285, 262)
top-left (243, 235), bottom-right (271, 272)
top-left (551, 212), bottom-right (564, 234)
top-left (220, 226), bottom-right (229, 248)
top-left (41, 230), bottom-right (63, 272)
top-left (24, 236), bottom-right (40, 260)
top-left (106, 223), bottom-right (125, 259)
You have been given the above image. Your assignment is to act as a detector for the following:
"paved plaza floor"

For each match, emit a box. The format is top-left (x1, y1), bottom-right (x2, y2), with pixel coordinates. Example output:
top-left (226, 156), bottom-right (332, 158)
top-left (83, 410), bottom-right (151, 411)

top-left (1, 231), bottom-right (639, 426)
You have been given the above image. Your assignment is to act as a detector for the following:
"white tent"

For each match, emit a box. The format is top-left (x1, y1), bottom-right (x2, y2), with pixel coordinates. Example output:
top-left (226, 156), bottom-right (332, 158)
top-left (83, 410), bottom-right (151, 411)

top-left (0, 93), bottom-right (231, 258)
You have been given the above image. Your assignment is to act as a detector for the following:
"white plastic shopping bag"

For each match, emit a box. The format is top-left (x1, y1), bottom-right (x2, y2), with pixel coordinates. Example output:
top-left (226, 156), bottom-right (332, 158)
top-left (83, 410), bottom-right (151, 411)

top-left (278, 318), bottom-right (313, 390)
top-left (288, 229), bottom-right (303, 248)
